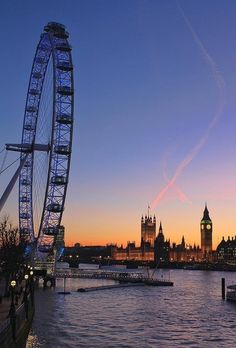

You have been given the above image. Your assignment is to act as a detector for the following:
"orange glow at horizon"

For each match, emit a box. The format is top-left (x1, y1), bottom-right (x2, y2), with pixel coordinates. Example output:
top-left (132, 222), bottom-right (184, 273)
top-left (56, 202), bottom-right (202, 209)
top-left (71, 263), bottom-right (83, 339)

top-left (63, 202), bottom-right (236, 251)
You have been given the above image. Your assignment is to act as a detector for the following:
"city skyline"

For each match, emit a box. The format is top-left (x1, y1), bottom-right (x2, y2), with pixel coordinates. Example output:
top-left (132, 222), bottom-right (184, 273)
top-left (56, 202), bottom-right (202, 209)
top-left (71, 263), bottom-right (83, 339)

top-left (74, 203), bottom-right (212, 250)
top-left (1, 1), bottom-right (236, 248)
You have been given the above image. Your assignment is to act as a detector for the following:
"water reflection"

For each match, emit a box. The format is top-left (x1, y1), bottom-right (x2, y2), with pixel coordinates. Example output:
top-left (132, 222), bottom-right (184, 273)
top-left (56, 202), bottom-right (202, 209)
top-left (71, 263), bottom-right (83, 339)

top-left (27, 270), bottom-right (236, 348)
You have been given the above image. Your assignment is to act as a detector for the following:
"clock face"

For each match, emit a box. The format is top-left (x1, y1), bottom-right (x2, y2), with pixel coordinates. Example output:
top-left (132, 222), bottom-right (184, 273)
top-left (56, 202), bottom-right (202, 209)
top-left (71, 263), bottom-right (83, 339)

top-left (206, 224), bottom-right (211, 230)
top-left (201, 225), bottom-right (204, 230)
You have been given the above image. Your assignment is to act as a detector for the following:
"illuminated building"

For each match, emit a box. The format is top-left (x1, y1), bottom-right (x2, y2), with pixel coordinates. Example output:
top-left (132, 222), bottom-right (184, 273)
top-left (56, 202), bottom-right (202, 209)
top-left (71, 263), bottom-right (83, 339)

top-left (111, 204), bottom-right (213, 263)
top-left (141, 211), bottom-right (156, 247)
top-left (112, 210), bottom-right (156, 261)
top-left (217, 236), bottom-right (236, 262)
top-left (200, 204), bottom-right (212, 261)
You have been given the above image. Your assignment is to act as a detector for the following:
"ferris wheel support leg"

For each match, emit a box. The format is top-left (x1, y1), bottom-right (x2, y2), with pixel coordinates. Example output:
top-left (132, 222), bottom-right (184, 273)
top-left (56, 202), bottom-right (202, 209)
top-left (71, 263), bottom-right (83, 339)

top-left (0, 154), bottom-right (29, 213)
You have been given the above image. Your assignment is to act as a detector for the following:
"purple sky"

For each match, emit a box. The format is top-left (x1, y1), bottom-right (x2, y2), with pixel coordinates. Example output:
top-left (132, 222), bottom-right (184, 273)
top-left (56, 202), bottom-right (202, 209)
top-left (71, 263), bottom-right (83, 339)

top-left (1, 0), bottom-right (236, 247)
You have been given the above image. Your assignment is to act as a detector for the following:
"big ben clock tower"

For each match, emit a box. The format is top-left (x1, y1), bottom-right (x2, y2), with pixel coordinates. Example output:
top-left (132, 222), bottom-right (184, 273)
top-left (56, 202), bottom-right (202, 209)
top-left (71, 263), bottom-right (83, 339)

top-left (200, 204), bottom-right (212, 260)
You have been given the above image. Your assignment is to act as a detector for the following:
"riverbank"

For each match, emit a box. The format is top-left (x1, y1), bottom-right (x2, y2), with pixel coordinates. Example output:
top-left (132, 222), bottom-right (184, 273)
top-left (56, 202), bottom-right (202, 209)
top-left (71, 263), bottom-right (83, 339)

top-left (0, 288), bottom-right (34, 348)
top-left (64, 259), bottom-right (236, 272)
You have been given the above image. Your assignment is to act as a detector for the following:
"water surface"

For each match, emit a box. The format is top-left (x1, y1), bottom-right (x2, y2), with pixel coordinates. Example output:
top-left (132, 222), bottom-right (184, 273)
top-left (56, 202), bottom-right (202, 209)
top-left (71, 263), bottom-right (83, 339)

top-left (26, 270), bottom-right (236, 347)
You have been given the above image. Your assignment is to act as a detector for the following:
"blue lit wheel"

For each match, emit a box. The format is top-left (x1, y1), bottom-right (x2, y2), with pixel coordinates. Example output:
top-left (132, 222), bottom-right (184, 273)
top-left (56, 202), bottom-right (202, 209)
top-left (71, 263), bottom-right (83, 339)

top-left (19, 22), bottom-right (73, 253)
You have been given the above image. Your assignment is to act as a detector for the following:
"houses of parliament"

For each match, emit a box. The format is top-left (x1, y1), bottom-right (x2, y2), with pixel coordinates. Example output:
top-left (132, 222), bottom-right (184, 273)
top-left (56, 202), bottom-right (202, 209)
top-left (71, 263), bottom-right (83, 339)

top-left (62, 203), bottom-right (236, 265)
top-left (111, 204), bottom-right (213, 262)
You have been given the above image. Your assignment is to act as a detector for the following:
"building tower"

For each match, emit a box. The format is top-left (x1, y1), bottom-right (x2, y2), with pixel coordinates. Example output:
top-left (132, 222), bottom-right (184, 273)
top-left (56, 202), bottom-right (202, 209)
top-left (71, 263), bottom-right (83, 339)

top-left (154, 222), bottom-right (170, 264)
top-left (200, 203), bottom-right (212, 260)
top-left (141, 207), bottom-right (156, 247)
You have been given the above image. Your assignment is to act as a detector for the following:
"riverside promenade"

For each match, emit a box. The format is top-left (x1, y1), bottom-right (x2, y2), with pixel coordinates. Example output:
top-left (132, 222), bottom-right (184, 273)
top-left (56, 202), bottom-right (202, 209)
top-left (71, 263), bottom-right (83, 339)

top-left (0, 280), bottom-right (34, 348)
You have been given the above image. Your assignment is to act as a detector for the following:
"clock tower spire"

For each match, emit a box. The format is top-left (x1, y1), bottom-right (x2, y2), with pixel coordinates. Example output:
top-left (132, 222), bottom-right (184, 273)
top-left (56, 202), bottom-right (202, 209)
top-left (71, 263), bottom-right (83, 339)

top-left (200, 203), bottom-right (212, 260)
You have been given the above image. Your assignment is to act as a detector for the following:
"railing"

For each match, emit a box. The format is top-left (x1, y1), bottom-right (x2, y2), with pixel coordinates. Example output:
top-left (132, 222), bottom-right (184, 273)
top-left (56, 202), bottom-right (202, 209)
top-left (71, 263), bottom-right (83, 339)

top-left (55, 270), bottom-right (151, 281)
top-left (0, 318), bottom-right (11, 346)
top-left (0, 293), bottom-right (34, 347)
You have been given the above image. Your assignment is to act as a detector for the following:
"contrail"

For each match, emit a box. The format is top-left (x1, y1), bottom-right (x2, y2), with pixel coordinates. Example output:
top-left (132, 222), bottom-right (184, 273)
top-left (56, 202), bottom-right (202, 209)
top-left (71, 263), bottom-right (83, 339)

top-left (162, 155), bottom-right (190, 202)
top-left (151, 1), bottom-right (226, 210)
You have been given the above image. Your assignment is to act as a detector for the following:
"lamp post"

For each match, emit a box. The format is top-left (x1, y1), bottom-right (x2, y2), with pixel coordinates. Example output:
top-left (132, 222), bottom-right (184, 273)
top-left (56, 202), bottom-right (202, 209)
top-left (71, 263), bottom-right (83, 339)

top-left (9, 280), bottom-right (16, 340)
top-left (23, 274), bottom-right (29, 320)
top-left (29, 270), bottom-right (34, 305)
top-left (10, 280), bottom-right (16, 309)
top-left (24, 273), bottom-right (29, 293)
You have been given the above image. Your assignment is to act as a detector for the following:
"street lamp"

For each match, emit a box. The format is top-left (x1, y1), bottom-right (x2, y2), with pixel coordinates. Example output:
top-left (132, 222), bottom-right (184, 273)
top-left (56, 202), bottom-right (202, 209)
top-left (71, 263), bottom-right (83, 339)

top-left (9, 280), bottom-right (16, 315)
top-left (23, 274), bottom-right (30, 319)
top-left (9, 280), bottom-right (16, 340)
top-left (10, 280), bottom-right (16, 287)
top-left (10, 280), bottom-right (16, 307)
top-left (24, 274), bottom-right (29, 291)
top-left (29, 271), bottom-right (33, 288)
top-left (29, 270), bottom-right (34, 305)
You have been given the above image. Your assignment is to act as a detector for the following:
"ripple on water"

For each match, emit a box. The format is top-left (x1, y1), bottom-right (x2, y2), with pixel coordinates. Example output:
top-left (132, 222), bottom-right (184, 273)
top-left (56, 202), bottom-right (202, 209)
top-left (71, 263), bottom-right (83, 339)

top-left (26, 271), bottom-right (236, 348)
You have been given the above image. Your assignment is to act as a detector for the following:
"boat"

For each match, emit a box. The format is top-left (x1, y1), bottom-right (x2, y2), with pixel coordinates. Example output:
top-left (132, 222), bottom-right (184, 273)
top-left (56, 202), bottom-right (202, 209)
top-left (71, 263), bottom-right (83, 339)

top-left (100, 264), bottom-right (127, 271)
top-left (144, 279), bottom-right (173, 286)
top-left (226, 285), bottom-right (236, 302)
top-left (144, 266), bottom-right (174, 286)
top-left (118, 267), bottom-right (174, 286)
top-left (78, 263), bottom-right (100, 270)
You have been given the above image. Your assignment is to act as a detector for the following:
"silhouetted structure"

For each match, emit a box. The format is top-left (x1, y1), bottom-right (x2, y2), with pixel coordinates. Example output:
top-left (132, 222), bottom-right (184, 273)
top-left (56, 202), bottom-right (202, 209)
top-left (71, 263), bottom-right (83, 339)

top-left (112, 204), bottom-right (210, 263)
top-left (112, 209), bottom-right (156, 261)
top-left (70, 204), bottom-right (215, 264)
top-left (141, 210), bottom-right (156, 247)
top-left (217, 236), bottom-right (236, 262)
top-left (200, 204), bottom-right (212, 261)
top-left (154, 222), bottom-right (170, 263)
top-left (170, 240), bottom-right (202, 262)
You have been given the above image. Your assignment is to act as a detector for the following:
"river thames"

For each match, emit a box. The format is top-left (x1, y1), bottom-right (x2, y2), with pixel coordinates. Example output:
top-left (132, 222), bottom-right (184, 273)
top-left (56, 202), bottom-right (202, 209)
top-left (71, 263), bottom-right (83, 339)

top-left (26, 270), bottom-right (236, 347)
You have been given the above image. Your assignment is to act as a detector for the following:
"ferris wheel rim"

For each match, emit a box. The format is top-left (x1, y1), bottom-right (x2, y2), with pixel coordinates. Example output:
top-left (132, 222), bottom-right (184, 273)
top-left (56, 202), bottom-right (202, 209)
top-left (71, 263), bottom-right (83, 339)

top-left (19, 22), bottom-right (74, 252)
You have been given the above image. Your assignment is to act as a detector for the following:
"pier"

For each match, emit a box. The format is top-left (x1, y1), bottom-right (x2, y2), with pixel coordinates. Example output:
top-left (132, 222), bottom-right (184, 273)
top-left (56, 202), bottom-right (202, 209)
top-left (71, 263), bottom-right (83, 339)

top-left (54, 270), bottom-right (174, 286)
top-left (77, 283), bottom-right (145, 292)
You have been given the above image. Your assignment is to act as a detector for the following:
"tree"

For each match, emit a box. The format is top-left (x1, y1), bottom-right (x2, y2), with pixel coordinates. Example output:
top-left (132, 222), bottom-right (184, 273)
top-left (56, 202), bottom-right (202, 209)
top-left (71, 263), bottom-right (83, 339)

top-left (0, 216), bottom-right (26, 296)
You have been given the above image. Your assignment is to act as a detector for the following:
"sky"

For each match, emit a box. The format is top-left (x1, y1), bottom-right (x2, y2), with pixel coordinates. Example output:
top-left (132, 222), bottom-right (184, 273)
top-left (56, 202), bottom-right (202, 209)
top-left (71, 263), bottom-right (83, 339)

top-left (1, 0), bottom-right (236, 248)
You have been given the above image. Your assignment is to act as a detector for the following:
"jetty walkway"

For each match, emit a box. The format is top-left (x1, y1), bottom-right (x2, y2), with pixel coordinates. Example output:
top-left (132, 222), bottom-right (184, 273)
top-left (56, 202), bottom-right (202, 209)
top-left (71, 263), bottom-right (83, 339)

top-left (54, 270), bottom-right (173, 285)
top-left (55, 270), bottom-right (145, 281)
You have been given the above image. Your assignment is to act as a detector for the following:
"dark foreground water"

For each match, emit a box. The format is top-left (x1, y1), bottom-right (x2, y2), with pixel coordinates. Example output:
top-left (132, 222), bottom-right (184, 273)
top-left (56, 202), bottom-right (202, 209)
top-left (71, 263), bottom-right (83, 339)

top-left (26, 270), bottom-right (236, 347)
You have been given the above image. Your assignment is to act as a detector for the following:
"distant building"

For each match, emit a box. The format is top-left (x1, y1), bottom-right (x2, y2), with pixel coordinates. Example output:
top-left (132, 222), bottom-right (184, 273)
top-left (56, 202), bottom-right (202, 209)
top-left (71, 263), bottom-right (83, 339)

top-left (154, 222), bottom-right (170, 263)
top-left (111, 241), bottom-right (154, 261)
top-left (216, 236), bottom-right (236, 262)
top-left (55, 225), bottom-right (65, 247)
top-left (112, 210), bottom-right (155, 261)
top-left (141, 213), bottom-right (156, 247)
top-left (170, 239), bottom-right (201, 262)
top-left (155, 227), bottom-right (201, 263)
top-left (200, 204), bottom-right (212, 261)
top-left (111, 204), bottom-right (213, 263)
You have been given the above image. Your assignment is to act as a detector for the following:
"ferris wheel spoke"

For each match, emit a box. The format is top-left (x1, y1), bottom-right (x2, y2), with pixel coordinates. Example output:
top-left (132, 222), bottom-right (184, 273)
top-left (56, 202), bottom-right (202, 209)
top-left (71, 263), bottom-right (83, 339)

top-left (33, 151), bottom-right (49, 232)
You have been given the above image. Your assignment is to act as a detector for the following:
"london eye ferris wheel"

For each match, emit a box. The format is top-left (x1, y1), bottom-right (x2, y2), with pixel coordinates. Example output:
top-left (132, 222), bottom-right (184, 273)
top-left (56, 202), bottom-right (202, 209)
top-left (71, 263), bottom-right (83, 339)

top-left (3, 22), bottom-right (74, 254)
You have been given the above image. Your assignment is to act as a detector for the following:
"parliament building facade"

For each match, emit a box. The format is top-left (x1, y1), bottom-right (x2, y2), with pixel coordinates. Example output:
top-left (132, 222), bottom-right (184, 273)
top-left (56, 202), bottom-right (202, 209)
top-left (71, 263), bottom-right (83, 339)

top-left (111, 205), bottom-right (213, 263)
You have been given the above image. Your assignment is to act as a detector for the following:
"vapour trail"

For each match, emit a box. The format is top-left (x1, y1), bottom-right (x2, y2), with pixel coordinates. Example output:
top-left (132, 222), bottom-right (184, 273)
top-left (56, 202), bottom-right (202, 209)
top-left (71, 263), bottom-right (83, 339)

top-left (162, 155), bottom-right (190, 202)
top-left (151, 1), bottom-right (226, 210)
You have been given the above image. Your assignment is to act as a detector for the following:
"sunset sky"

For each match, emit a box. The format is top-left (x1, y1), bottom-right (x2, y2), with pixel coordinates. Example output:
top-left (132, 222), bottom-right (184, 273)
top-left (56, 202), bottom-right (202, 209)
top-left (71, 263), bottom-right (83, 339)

top-left (1, 0), bottom-right (236, 249)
